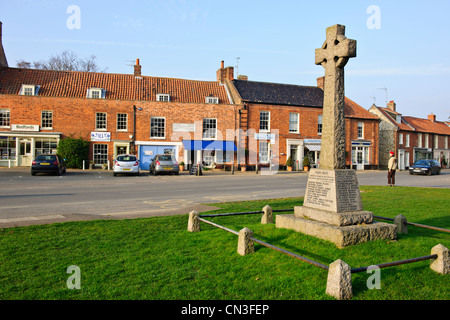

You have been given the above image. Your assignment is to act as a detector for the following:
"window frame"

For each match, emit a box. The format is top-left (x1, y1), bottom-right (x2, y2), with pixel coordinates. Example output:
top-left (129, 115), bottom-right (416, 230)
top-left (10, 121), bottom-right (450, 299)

top-left (205, 96), bottom-right (219, 104)
top-left (150, 117), bottom-right (166, 139)
top-left (116, 113), bottom-right (128, 132)
top-left (259, 111), bottom-right (270, 132)
top-left (93, 144), bottom-right (108, 164)
top-left (357, 121), bottom-right (364, 139)
top-left (289, 113), bottom-right (299, 134)
top-left (156, 94), bottom-right (170, 102)
top-left (41, 110), bottom-right (53, 130)
top-left (0, 108), bottom-right (11, 128)
top-left (317, 115), bottom-right (323, 135)
top-left (95, 112), bottom-right (107, 131)
top-left (202, 118), bottom-right (217, 140)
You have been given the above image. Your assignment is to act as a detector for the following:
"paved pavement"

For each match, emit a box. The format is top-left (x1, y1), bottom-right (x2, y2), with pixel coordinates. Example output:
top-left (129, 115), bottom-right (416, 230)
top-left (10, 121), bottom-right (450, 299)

top-left (1, 167), bottom-right (449, 228)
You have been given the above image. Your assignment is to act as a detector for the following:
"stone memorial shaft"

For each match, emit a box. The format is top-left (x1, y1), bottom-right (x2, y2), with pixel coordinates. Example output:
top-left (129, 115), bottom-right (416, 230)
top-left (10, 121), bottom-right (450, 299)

top-left (315, 24), bottom-right (356, 169)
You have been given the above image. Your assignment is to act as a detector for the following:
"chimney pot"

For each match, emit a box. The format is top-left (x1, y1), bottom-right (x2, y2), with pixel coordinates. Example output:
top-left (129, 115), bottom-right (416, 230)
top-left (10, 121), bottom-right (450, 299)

top-left (387, 100), bottom-right (396, 112)
top-left (221, 60), bottom-right (224, 69)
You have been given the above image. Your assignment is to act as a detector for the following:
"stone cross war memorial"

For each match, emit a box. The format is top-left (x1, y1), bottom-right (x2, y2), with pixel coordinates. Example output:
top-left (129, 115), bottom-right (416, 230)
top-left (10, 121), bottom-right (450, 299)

top-left (276, 24), bottom-right (397, 248)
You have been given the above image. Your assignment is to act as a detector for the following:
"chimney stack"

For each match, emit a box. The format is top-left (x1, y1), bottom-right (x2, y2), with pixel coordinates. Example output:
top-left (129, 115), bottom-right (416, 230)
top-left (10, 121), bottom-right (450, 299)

top-left (0, 21), bottom-right (8, 68)
top-left (317, 76), bottom-right (325, 90)
top-left (134, 59), bottom-right (142, 78)
top-left (428, 113), bottom-right (436, 123)
top-left (216, 60), bottom-right (234, 83)
top-left (387, 100), bottom-right (396, 112)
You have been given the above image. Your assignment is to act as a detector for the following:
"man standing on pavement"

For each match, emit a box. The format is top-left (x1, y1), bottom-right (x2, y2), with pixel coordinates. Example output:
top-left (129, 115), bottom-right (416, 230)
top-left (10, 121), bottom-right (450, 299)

top-left (388, 151), bottom-right (397, 187)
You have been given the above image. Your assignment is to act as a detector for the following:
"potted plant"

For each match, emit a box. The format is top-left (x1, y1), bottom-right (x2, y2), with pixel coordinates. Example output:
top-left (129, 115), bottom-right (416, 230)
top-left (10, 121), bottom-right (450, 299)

top-left (286, 155), bottom-right (294, 171)
top-left (303, 156), bottom-right (310, 172)
top-left (179, 161), bottom-right (185, 171)
top-left (241, 165), bottom-right (247, 171)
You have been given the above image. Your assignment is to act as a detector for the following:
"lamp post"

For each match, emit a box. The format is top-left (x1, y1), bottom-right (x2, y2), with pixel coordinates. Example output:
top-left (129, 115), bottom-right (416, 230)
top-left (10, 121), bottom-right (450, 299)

top-left (132, 105), bottom-right (143, 154)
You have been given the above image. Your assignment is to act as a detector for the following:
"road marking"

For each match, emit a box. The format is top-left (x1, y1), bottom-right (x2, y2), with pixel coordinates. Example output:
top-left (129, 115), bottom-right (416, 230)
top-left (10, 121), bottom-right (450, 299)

top-left (0, 215), bottom-right (65, 223)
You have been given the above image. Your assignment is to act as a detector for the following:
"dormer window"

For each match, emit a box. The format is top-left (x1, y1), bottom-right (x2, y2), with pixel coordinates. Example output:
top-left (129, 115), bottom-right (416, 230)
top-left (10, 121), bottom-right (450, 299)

top-left (156, 94), bottom-right (170, 102)
top-left (206, 96), bottom-right (219, 104)
top-left (87, 88), bottom-right (106, 99)
top-left (19, 84), bottom-right (40, 96)
top-left (396, 115), bottom-right (402, 124)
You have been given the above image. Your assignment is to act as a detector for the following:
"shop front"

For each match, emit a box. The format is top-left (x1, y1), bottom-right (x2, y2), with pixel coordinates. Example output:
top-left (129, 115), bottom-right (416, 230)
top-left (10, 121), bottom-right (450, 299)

top-left (351, 140), bottom-right (372, 170)
top-left (182, 140), bottom-right (237, 169)
top-left (0, 131), bottom-right (61, 167)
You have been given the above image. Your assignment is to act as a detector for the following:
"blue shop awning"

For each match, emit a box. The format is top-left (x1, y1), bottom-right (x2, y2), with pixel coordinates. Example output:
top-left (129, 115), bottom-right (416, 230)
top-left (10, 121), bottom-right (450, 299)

top-left (182, 140), bottom-right (237, 151)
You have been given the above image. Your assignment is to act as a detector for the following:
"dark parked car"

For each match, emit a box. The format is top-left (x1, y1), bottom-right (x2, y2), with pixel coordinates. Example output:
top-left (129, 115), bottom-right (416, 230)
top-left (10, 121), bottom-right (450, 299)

top-left (31, 154), bottom-right (67, 176)
top-left (149, 154), bottom-right (179, 175)
top-left (409, 159), bottom-right (441, 176)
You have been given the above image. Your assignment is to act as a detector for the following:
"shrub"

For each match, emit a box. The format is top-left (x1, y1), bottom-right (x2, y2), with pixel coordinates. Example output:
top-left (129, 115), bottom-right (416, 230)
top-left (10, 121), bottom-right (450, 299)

top-left (57, 137), bottom-right (90, 169)
top-left (286, 155), bottom-right (294, 167)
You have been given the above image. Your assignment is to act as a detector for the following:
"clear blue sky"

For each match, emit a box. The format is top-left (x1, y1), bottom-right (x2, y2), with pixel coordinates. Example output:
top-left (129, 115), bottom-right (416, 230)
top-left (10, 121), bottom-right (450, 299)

top-left (1, 0), bottom-right (449, 121)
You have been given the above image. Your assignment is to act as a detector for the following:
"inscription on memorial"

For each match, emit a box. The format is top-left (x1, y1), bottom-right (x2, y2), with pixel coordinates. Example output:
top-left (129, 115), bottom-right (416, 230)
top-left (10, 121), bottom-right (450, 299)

top-left (304, 169), bottom-right (362, 213)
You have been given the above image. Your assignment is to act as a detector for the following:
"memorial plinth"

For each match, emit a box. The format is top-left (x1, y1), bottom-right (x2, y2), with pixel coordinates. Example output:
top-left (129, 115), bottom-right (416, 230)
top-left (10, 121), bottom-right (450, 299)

top-left (276, 169), bottom-right (397, 248)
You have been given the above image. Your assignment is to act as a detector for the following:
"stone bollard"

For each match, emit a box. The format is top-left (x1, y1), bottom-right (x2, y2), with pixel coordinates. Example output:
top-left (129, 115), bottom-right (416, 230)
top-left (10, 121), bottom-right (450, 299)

top-left (237, 227), bottom-right (254, 256)
top-left (394, 214), bottom-right (408, 234)
top-left (326, 259), bottom-right (352, 300)
top-left (430, 244), bottom-right (449, 274)
top-left (187, 210), bottom-right (200, 232)
top-left (261, 205), bottom-right (273, 224)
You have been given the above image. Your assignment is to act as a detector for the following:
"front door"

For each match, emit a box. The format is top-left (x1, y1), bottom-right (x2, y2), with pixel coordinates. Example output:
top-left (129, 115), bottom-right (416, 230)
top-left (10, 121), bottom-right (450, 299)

top-left (398, 150), bottom-right (405, 171)
top-left (356, 147), bottom-right (364, 170)
top-left (290, 146), bottom-right (298, 170)
top-left (19, 139), bottom-right (32, 166)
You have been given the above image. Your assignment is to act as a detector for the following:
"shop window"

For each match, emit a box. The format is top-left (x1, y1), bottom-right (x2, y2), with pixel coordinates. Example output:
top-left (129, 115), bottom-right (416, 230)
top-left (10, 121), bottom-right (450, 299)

top-left (41, 111), bottom-right (53, 129)
top-left (96, 113), bottom-right (107, 130)
top-left (203, 118), bottom-right (217, 140)
top-left (0, 109), bottom-right (10, 127)
top-left (150, 117), bottom-right (165, 138)
top-left (93, 144), bottom-right (108, 164)
top-left (35, 138), bottom-right (57, 155)
top-left (0, 137), bottom-right (16, 160)
top-left (117, 113), bottom-right (128, 131)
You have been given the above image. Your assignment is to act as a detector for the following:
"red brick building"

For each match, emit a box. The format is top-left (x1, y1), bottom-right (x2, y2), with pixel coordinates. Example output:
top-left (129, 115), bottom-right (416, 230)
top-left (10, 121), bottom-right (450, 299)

top-left (370, 101), bottom-right (450, 169)
top-left (220, 65), bottom-right (380, 170)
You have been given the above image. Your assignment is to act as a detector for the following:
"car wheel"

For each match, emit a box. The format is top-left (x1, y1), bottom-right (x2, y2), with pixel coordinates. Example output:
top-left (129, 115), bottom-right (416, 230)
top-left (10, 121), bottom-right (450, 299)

top-left (409, 171), bottom-right (413, 175)
top-left (31, 171), bottom-right (36, 176)
top-left (427, 170), bottom-right (431, 176)
top-left (113, 172), bottom-right (117, 176)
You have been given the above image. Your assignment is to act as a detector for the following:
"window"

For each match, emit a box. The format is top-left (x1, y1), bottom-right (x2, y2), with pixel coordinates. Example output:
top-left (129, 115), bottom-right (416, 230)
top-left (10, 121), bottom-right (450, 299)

top-left (357, 122), bottom-right (364, 139)
top-left (425, 134), bottom-right (429, 148)
top-left (260, 111), bottom-right (270, 132)
top-left (93, 144), bottom-right (108, 164)
top-left (406, 134), bottom-right (410, 147)
top-left (446, 137), bottom-right (448, 149)
top-left (435, 135), bottom-right (439, 149)
top-left (259, 141), bottom-right (269, 163)
top-left (117, 113), bottom-right (128, 131)
top-left (87, 88), bottom-right (105, 99)
top-left (0, 137), bottom-right (16, 160)
top-left (203, 118), bottom-right (217, 139)
top-left (41, 111), bottom-right (53, 129)
top-left (156, 94), bottom-right (170, 102)
top-left (317, 115), bottom-right (323, 135)
top-left (399, 133), bottom-right (403, 145)
top-left (150, 117), bottom-right (165, 138)
top-left (96, 113), bottom-right (107, 130)
top-left (0, 109), bottom-right (10, 127)
top-left (289, 113), bottom-right (299, 133)
top-left (35, 138), bottom-right (57, 155)
top-left (418, 133), bottom-right (422, 147)
top-left (19, 84), bottom-right (39, 96)
top-left (206, 97), bottom-right (219, 104)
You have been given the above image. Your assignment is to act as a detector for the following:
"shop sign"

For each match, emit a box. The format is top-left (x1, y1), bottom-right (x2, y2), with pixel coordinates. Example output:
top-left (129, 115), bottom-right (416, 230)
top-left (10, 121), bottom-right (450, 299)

top-left (91, 132), bottom-right (111, 142)
top-left (11, 124), bottom-right (39, 132)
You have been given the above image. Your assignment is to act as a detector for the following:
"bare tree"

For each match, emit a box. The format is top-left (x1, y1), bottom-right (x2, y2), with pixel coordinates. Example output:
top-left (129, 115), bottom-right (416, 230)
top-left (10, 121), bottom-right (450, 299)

top-left (16, 50), bottom-right (106, 72)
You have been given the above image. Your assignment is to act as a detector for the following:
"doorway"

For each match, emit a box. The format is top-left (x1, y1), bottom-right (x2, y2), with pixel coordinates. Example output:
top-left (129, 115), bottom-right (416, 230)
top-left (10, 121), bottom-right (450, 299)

top-left (19, 139), bottom-right (32, 166)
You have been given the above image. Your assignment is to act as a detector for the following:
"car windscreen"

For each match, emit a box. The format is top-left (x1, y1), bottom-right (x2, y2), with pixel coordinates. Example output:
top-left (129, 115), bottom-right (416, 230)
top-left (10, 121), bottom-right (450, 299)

top-left (158, 155), bottom-right (173, 161)
top-left (415, 160), bottom-right (429, 165)
top-left (36, 155), bottom-right (56, 161)
top-left (117, 156), bottom-right (137, 162)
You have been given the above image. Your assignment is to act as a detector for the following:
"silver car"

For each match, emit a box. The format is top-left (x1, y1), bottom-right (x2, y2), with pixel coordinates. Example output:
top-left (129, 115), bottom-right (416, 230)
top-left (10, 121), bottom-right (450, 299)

top-left (149, 154), bottom-right (179, 175)
top-left (113, 154), bottom-right (140, 176)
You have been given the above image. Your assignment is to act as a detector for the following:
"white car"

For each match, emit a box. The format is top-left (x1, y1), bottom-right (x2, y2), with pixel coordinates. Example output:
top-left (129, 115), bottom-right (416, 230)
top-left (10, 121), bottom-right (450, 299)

top-left (113, 154), bottom-right (140, 176)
